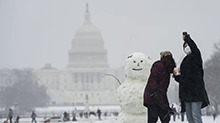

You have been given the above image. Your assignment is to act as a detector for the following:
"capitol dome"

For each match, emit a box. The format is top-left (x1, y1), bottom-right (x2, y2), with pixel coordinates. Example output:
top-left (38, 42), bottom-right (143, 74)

top-left (74, 4), bottom-right (101, 38)
top-left (76, 21), bottom-right (100, 34)
top-left (67, 3), bottom-right (108, 68)
top-left (75, 23), bottom-right (102, 37)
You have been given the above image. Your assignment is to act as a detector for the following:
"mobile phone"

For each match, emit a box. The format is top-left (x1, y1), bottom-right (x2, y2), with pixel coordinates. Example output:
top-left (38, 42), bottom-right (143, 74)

top-left (182, 32), bottom-right (188, 36)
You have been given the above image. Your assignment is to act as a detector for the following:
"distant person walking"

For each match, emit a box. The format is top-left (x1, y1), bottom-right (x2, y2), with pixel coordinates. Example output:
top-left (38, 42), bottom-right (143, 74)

top-left (8, 108), bottom-right (13, 123)
top-left (180, 112), bottom-right (185, 122)
top-left (31, 111), bottom-right (37, 123)
top-left (173, 32), bottom-right (209, 123)
top-left (104, 111), bottom-right (107, 119)
top-left (72, 111), bottom-right (77, 121)
top-left (15, 115), bottom-right (20, 123)
top-left (171, 104), bottom-right (177, 122)
top-left (97, 108), bottom-right (102, 120)
top-left (79, 112), bottom-right (83, 118)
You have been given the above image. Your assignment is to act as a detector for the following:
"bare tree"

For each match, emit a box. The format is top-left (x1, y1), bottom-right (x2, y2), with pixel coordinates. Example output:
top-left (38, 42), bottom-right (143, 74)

top-left (204, 41), bottom-right (220, 104)
top-left (0, 69), bottom-right (49, 112)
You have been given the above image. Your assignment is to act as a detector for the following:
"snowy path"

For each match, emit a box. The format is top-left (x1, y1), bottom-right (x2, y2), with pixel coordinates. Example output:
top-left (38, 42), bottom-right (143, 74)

top-left (0, 115), bottom-right (219, 123)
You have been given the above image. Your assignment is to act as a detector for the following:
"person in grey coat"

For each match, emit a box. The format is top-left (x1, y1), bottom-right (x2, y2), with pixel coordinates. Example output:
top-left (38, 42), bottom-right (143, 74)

top-left (31, 111), bottom-right (37, 123)
top-left (8, 108), bottom-right (13, 123)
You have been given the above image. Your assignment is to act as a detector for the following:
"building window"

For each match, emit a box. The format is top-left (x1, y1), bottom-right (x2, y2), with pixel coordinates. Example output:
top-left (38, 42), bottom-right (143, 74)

top-left (90, 73), bottom-right (94, 83)
top-left (74, 73), bottom-right (78, 83)
top-left (86, 73), bottom-right (89, 83)
top-left (81, 73), bottom-right (84, 83)
top-left (97, 73), bottom-right (100, 83)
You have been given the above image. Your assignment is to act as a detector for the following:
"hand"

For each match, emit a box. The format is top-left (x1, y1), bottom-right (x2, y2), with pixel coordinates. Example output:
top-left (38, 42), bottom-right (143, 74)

top-left (169, 108), bottom-right (176, 115)
top-left (182, 32), bottom-right (192, 41)
top-left (183, 34), bottom-right (191, 41)
top-left (173, 67), bottom-right (180, 76)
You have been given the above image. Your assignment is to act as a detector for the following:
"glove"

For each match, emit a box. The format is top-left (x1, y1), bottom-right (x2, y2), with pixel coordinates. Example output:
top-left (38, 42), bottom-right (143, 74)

top-left (169, 108), bottom-right (176, 115)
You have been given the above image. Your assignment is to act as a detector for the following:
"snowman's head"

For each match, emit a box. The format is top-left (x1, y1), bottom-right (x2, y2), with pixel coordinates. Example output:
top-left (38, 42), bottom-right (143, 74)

top-left (125, 52), bottom-right (151, 81)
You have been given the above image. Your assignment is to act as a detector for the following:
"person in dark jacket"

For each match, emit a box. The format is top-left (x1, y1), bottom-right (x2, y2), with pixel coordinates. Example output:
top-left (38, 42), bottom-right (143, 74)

top-left (97, 108), bottom-right (102, 120)
top-left (173, 32), bottom-right (209, 123)
top-left (144, 51), bottom-right (176, 123)
top-left (15, 115), bottom-right (20, 123)
top-left (31, 111), bottom-right (37, 123)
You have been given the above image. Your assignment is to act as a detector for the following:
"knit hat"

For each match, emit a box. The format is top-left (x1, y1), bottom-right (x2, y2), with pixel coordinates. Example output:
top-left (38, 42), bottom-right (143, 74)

top-left (160, 51), bottom-right (172, 59)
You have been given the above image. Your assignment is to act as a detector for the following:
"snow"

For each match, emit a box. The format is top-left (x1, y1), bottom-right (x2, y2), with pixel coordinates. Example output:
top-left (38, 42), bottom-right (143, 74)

top-left (115, 52), bottom-right (150, 123)
top-left (0, 115), bottom-right (219, 123)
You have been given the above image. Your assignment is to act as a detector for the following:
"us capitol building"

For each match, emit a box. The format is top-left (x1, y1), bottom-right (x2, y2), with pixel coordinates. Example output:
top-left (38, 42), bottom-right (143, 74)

top-left (0, 4), bottom-right (179, 107)
top-left (34, 4), bottom-right (124, 106)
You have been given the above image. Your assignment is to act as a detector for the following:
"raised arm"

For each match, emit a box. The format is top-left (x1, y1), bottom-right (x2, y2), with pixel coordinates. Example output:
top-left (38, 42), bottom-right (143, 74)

top-left (183, 33), bottom-right (201, 56)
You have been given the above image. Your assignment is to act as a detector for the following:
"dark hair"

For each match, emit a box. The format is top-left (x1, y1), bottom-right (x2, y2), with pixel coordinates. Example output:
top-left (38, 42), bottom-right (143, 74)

top-left (161, 55), bottom-right (176, 73)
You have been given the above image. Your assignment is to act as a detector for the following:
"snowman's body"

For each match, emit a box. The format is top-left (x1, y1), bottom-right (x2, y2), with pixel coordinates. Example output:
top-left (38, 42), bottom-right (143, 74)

top-left (116, 52), bottom-right (151, 123)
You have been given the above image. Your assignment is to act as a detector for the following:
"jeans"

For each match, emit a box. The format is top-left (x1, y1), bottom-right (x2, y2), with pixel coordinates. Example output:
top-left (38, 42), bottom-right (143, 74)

top-left (185, 102), bottom-right (203, 123)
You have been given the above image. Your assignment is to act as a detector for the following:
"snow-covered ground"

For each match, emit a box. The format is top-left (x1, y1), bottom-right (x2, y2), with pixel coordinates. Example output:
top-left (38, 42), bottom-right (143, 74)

top-left (169, 115), bottom-right (219, 123)
top-left (0, 115), bottom-right (219, 123)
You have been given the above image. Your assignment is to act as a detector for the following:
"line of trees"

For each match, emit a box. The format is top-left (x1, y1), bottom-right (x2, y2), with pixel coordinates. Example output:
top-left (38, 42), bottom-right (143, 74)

top-left (204, 41), bottom-right (220, 105)
top-left (0, 68), bottom-right (49, 113)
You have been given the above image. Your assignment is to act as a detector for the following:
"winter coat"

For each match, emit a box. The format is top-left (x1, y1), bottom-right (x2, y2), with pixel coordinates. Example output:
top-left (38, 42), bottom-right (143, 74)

top-left (31, 112), bottom-right (37, 118)
top-left (8, 109), bottom-right (13, 118)
top-left (174, 36), bottom-right (209, 112)
top-left (143, 60), bottom-right (171, 109)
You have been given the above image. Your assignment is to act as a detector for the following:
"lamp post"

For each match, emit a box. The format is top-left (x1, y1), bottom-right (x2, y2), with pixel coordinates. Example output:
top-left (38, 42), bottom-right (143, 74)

top-left (85, 94), bottom-right (89, 119)
top-left (14, 102), bottom-right (17, 116)
top-left (72, 102), bottom-right (74, 111)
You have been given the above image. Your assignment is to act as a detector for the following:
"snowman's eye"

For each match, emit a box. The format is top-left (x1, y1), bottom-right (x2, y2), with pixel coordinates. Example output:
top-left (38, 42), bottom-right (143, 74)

top-left (133, 60), bottom-right (136, 63)
top-left (140, 60), bottom-right (143, 62)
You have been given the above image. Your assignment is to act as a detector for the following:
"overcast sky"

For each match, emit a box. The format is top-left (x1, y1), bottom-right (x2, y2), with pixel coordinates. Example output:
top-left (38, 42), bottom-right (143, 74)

top-left (0, 0), bottom-right (220, 69)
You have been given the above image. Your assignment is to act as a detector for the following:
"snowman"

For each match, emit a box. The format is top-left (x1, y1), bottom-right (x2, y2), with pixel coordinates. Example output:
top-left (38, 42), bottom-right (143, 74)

top-left (116, 52), bottom-right (151, 123)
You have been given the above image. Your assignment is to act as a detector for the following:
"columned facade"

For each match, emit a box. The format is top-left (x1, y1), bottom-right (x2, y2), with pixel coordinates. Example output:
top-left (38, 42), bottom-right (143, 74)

top-left (34, 4), bottom-right (124, 105)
